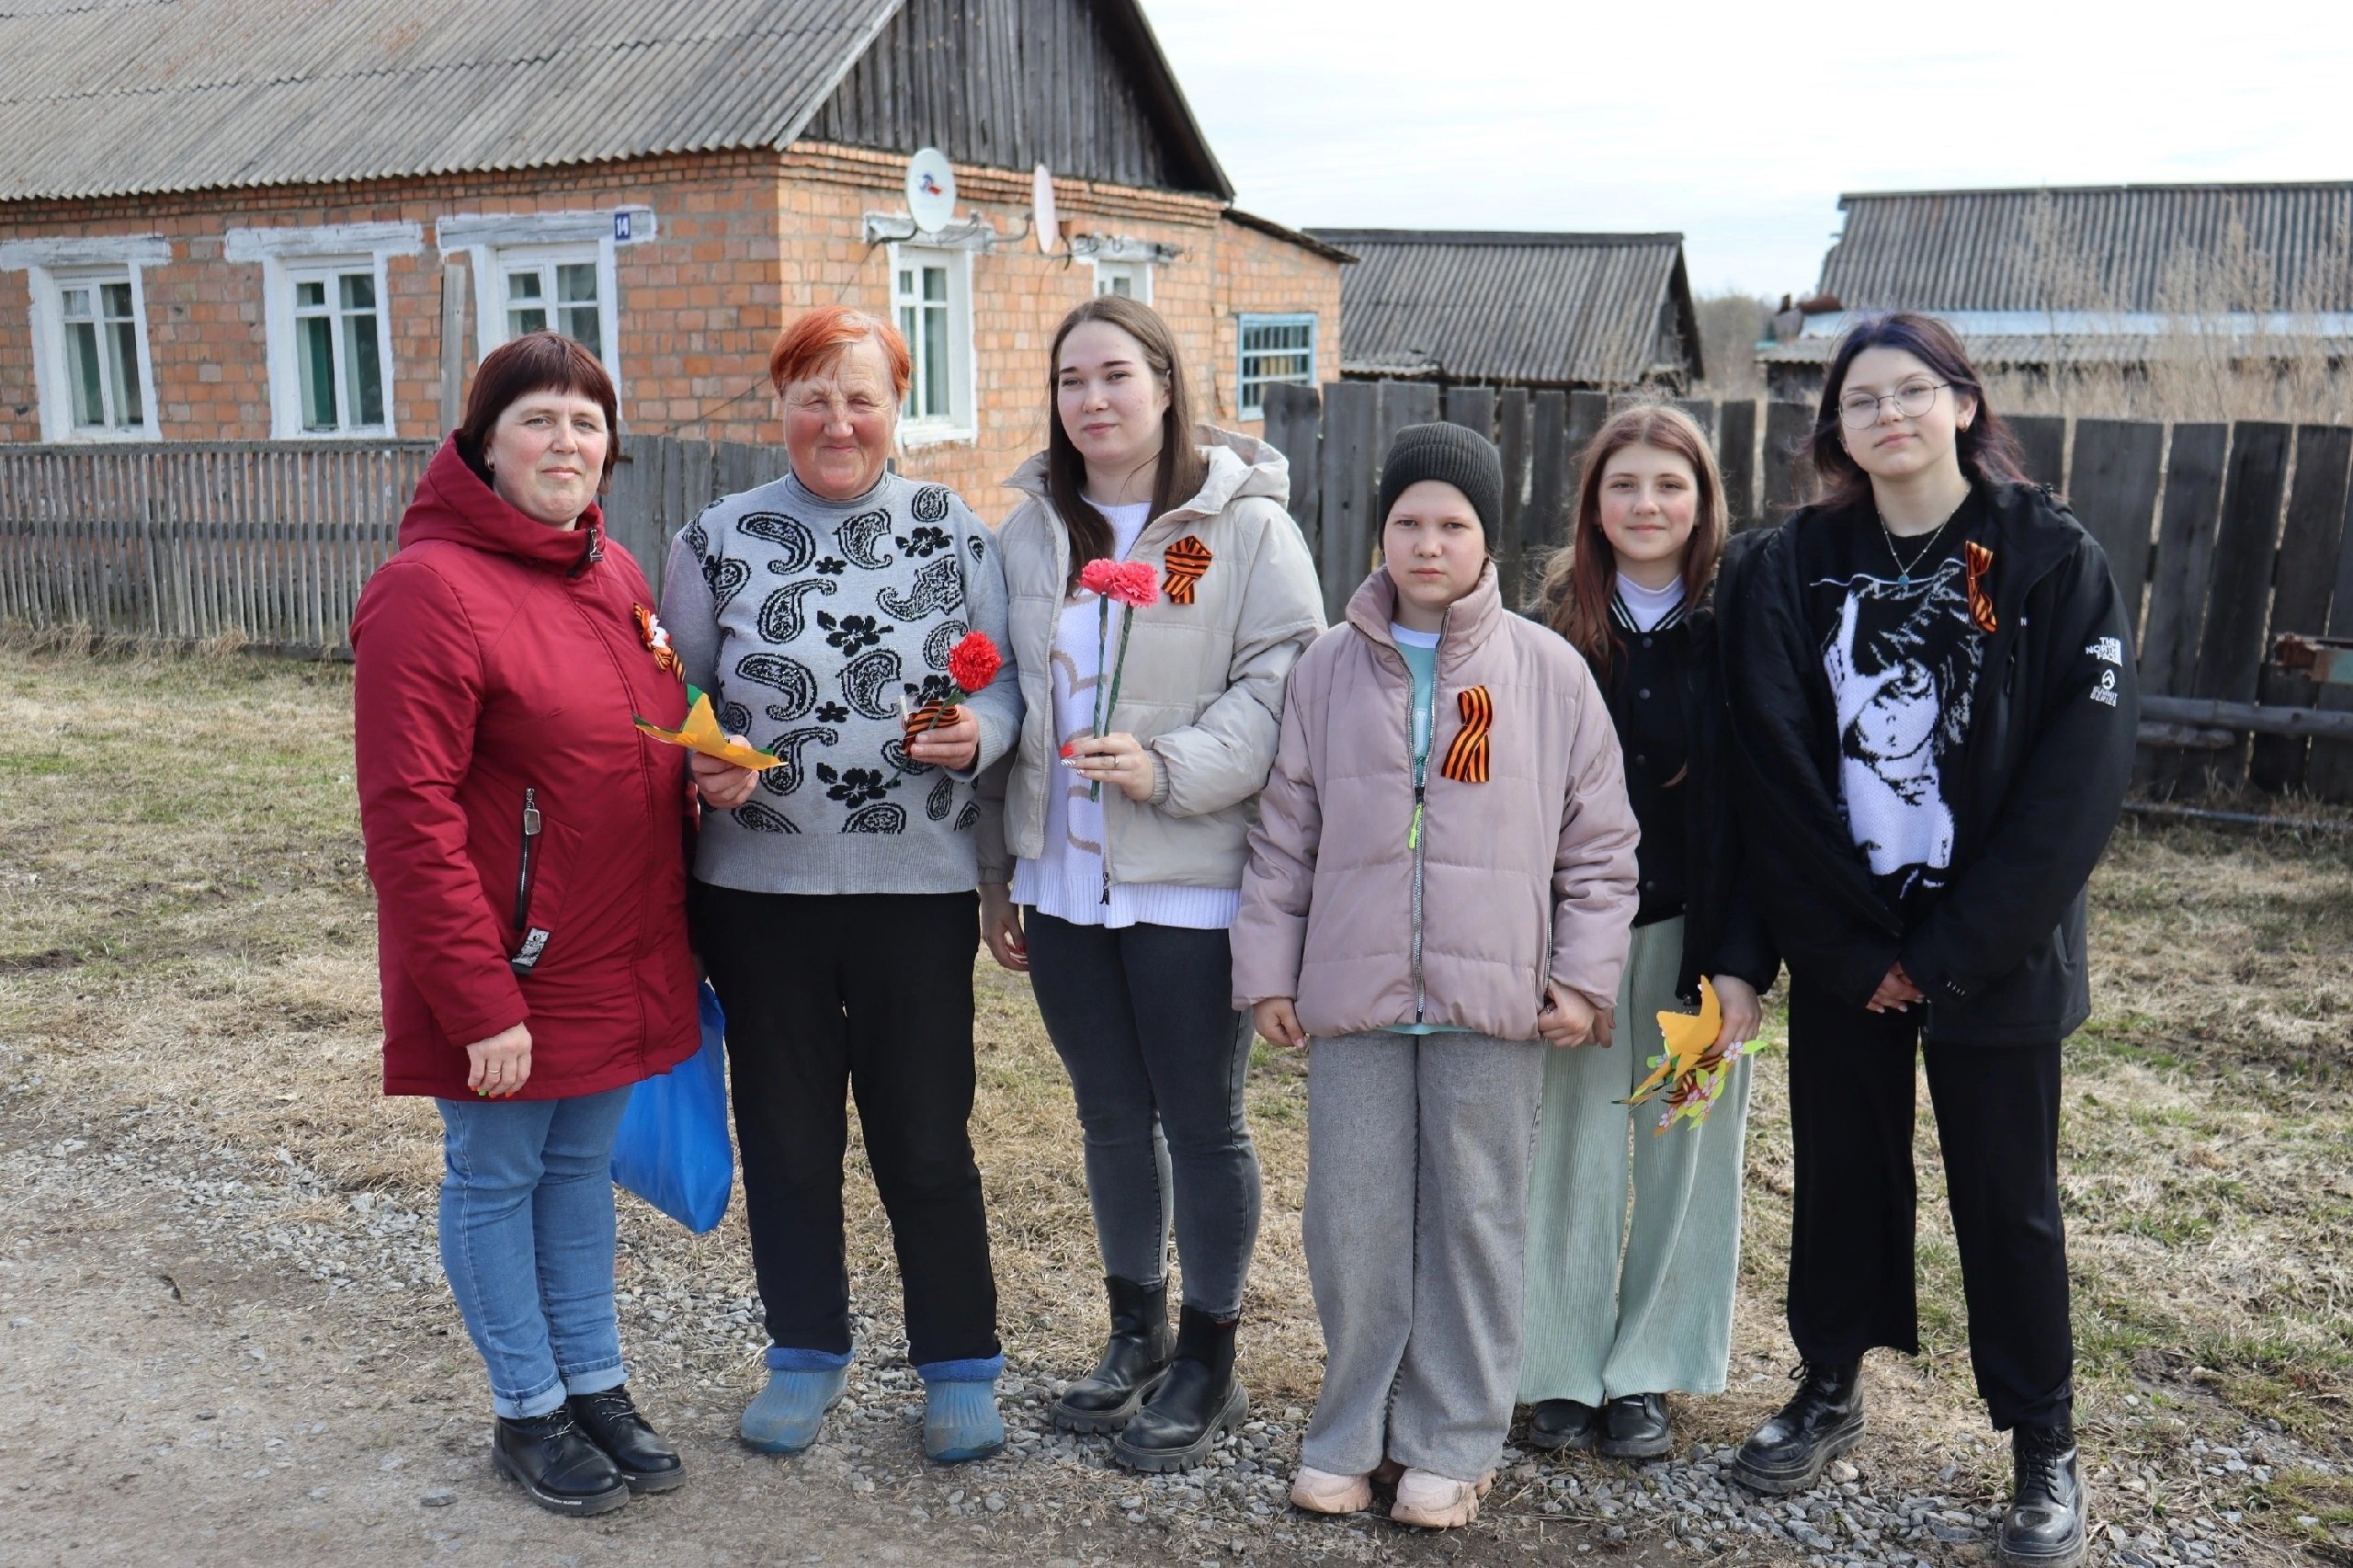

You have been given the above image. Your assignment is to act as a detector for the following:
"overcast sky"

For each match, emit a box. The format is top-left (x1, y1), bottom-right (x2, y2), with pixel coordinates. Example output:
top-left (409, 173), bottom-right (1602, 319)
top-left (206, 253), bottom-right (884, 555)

top-left (1144, 0), bottom-right (2352, 299)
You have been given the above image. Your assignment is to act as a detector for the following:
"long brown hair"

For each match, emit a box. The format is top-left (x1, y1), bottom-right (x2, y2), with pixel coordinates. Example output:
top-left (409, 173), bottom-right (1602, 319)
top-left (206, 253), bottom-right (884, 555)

top-left (1044, 296), bottom-right (1209, 590)
top-left (1538, 403), bottom-right (1729, 684)
top-left (1807, 312), bottom-right (2029, 514)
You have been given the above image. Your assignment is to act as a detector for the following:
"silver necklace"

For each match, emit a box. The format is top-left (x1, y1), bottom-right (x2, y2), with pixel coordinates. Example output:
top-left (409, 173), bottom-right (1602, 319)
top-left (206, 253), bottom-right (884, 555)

top-left (1879, 502), bottom-right (1962, 588)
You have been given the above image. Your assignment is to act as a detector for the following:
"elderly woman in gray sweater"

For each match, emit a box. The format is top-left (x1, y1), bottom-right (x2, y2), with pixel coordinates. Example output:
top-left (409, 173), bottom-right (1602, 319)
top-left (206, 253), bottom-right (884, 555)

top-left (662, 305), bottom-right (1020, 1466)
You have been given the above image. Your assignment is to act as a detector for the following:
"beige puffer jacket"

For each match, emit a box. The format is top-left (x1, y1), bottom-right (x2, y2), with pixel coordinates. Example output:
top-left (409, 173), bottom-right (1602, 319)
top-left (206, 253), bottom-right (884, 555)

top-left (1230, 564), bottom-right (1639, 1041)
top-left (975, 428), bottom-right (1325, 890)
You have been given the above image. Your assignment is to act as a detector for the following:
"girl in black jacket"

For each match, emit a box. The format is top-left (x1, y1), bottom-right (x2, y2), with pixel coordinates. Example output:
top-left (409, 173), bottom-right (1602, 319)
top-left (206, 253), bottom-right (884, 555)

top-left (1716, 313), bottom-right (2136, 1568)
top-left (1521, 404), bottom-right (1779, 1461)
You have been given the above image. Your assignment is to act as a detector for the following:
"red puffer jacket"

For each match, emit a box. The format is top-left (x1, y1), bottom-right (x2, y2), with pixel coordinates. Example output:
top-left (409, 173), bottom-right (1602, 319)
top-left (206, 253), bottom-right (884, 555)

top-left (352, 438), bottom-right (699, 1100)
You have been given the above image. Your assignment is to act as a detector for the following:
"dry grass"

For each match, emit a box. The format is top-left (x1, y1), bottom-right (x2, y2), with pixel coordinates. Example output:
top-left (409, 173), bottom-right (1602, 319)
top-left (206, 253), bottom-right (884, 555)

top-left (3, 642), bottom-right (2350, 1562)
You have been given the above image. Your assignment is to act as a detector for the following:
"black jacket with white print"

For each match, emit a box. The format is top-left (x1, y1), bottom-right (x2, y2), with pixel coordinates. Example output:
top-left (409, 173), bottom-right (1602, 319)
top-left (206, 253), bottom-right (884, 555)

top-left (1718, 481), bottom-right (2138, 1046)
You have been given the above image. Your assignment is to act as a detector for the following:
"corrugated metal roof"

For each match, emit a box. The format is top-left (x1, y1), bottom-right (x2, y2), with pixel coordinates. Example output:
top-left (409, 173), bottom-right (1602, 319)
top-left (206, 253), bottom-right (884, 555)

top-left (0, 0), bottom-right (903, 200)
top-left (1820, 183), bottom-right (2353, 313)
top-left (1756, 307), bottom-right (2353, 367)
top-left (1306, 229), bottom-right (1695, 387)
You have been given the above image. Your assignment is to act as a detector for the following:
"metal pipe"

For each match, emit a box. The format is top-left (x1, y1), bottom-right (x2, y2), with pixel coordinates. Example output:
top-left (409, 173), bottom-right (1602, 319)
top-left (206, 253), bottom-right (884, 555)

top-left (2122, 801), bottom-right (2353, 834)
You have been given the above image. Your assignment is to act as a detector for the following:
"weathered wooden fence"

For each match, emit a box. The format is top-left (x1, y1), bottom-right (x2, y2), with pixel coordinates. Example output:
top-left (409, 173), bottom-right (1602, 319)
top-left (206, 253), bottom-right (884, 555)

top-left (0, 436), bottom-right (782, 655)
top-left (1262, 381), bottom-right (2353, 801)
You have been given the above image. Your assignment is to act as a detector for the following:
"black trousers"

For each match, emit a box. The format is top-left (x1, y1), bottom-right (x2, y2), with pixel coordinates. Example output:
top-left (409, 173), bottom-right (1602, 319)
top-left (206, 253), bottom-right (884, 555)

top-left (692, 882), bottom-right (999, 1369)
top-left (1785, 978), bottom-right (2074, 1430)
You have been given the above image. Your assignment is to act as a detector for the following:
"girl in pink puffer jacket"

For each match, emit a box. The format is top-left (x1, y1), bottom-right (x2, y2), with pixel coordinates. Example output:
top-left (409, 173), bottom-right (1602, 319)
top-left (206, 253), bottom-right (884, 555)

top-left (1233, 422), bottom-right (1638, 1528)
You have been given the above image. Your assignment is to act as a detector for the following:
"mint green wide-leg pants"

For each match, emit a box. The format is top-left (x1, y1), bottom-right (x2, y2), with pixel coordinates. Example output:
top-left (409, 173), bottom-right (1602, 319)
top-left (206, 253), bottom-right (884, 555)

top-left (1518, 915), bottom-right (1753, 1406)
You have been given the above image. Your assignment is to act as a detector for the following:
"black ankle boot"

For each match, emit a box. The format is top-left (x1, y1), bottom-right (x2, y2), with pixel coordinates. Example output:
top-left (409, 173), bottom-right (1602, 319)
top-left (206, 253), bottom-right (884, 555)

top-left (1732, 1360), bottom-right (1866, 1494)
top-left (1111, 1303), bottom-right (1245, 1473)
top-left (1051, 1276), bottom-right (1174, 1434)
top-left (567, 1384), bottom-right (684, 1494)
top-left (1599, 1392), bottom-right (1674, 1460)
top-left (1526, 1399), bottom-right (1599, 1451)
top-left (2001, 1421), bottom-right (2087, 1566)
top-left (493, 1407), bottom-right (631, 1516)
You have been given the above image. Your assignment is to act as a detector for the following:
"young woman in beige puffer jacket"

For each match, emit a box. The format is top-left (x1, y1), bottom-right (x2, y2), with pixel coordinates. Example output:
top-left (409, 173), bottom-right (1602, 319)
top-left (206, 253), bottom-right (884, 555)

top-left (974, 297), bottom-right (1324, 1476)
top-left (1233, 421), bottom-right (1638, 1530)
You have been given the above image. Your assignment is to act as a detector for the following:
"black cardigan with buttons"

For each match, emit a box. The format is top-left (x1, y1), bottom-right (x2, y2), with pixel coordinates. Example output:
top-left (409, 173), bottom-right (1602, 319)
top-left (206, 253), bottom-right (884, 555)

top-left (1586, 589), bottom-right (1779, 1004)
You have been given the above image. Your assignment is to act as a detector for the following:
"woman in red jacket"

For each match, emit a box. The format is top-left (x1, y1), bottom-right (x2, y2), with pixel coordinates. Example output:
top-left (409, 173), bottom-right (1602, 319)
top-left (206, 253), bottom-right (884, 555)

top-left (351, 333), bottom-right (700, 1518)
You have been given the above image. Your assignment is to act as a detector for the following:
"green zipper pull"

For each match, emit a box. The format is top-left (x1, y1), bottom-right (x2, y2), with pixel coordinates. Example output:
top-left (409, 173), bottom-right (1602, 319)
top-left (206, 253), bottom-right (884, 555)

top-left (1408, 788), bottom-right (1425, 850)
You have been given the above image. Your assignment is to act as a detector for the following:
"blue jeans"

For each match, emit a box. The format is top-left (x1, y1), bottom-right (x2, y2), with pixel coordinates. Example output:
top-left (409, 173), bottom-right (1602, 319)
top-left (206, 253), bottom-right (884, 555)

top-left (436, 1085), bottom-right (633, 1420)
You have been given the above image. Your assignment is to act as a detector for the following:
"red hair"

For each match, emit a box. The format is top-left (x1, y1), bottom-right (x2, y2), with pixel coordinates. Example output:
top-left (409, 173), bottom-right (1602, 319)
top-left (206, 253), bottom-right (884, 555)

top-left (767, 306), bottom-right (912, 399)
top-left (1538, 404), bottom-right (1730, 685)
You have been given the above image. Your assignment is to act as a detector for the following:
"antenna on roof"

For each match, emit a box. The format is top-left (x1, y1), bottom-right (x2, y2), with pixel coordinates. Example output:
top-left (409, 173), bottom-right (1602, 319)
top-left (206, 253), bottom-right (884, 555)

top-left (905, 147), bottom-right (956, 233)
top-left (1033, 164), bottom-right (1059, 255)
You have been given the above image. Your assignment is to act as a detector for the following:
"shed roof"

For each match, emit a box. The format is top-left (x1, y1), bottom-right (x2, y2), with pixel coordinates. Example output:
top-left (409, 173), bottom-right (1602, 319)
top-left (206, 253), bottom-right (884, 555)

top-left (0, 0), bottom-right (1232, 202)
top-left (1223, 209), bottom-right (1356, 265)
top-left (1306, 229), bottom-right (1697, 387)
top-left (1817, 182), bottom-right (2353, 313)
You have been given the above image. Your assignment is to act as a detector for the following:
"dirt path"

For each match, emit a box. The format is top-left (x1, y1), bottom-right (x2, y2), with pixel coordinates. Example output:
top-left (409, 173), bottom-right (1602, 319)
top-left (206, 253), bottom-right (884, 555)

top-left (0, 1089), bottom-right (1662, 1568)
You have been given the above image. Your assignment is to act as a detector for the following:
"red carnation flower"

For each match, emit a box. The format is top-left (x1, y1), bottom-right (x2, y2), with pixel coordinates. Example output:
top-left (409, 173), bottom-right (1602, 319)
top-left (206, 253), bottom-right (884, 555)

top-left (947, 630), bottom-right (1003, 695)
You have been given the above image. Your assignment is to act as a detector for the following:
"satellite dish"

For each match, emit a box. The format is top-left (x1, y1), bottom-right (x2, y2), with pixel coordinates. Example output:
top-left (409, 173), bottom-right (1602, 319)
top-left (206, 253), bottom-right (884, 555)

top-left (1032, 165), bottom-right (1057, 254)
top-left (905, 147), bottom-right (956, 233)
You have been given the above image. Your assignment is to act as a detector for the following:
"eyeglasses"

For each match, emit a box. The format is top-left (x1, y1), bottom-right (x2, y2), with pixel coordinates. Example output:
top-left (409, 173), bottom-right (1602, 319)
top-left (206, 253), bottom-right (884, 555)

top-left (1837, 380), bottom-right (1949, 428)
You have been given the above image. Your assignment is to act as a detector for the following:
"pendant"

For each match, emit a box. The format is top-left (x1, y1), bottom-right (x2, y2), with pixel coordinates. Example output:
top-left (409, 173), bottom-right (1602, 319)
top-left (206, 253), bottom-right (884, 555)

top-left (1897, 573), bottom-right (1910, 588)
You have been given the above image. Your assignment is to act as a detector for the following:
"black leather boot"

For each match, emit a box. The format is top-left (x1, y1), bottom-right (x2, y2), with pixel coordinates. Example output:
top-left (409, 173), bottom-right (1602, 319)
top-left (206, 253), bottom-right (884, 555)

top-left (567, 1384), bottom-right (684, 1494)
top-left (1051, 1276), bottom-right (1175, 1434)
top-left (492, 1407), bottom-right (630, 1516)
top-left (1599, 1392), bottom-right (1674, 1460)
top-left (1732, 1360), bottom-right (1866, 1494)
top-left (1526, 1399), bottom-right (1599, 1451)
top-left (1111, 1303), bottom-right (1245, 1472)
top-left (2001, 1421), bottom-right (2087, 1566)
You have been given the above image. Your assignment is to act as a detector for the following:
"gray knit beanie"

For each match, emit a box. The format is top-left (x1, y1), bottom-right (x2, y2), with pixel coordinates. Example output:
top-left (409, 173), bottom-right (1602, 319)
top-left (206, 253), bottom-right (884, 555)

top-left (1377, 421), bottom-right (1504, 539)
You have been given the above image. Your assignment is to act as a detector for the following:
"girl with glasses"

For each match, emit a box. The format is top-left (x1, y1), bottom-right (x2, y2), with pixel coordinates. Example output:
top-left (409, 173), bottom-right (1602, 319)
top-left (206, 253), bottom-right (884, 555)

top-left (1715, 313), bottom-right (2137, 1568)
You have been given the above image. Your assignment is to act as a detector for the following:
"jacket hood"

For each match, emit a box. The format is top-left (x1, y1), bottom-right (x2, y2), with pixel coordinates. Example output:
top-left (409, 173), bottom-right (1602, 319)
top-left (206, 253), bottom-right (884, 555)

top-left (1003, 425), bottom-right (1290, 518)
top-left (398, 436), bottom-right (608, 574)
top-left (1343, 560), bottom-right (1505, 667)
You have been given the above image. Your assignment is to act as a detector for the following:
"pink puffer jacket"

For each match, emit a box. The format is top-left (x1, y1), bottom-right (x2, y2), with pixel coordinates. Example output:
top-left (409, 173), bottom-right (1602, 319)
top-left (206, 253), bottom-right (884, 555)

top-left (1232, 564), bottom-right (1638, 1041)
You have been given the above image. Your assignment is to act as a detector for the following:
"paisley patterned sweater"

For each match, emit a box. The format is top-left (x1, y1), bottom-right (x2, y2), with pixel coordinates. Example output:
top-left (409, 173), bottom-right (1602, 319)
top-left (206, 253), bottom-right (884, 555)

top-left (659, 466), bottom-right (1020, 894)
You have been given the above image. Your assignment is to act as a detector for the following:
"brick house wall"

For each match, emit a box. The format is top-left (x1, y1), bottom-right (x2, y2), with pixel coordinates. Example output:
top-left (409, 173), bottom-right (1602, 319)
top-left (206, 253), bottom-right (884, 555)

top-left (0, 145), bottom-right (1341, 524)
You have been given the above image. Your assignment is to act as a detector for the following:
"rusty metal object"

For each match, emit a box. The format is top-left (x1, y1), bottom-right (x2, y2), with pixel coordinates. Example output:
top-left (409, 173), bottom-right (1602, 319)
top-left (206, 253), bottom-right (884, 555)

top-left (2272, 632), bottom-right (2353, 687)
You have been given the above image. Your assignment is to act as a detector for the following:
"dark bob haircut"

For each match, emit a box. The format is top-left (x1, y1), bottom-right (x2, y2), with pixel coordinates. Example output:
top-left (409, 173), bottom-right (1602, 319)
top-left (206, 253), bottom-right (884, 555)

top-left (456, 331), bottom-right (620, 493)
top-left (1807, 312), bottom-right (2027, 515)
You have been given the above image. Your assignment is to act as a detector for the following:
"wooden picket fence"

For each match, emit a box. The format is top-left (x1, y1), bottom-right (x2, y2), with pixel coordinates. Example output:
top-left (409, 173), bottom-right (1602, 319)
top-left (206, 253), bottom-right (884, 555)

top-left (1263, 381), bottom-right (2353, 800)
top-left (0, 435), bottom-right (783, 656)
top-left (11, 403), bottom-right (2353, 800)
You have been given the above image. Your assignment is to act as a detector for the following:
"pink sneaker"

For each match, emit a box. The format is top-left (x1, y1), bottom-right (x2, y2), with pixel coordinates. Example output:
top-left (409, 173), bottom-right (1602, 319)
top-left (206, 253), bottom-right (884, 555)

top-left (1290, 1465), bottom-right (1370, 1515)
top-left (1388, 1467), bottom-right (1494, 1529)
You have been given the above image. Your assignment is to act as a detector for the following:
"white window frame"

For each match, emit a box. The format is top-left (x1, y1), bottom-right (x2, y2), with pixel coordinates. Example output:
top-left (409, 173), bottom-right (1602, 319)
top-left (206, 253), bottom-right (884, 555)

top-left (1090, 258), bottom-right (1153, 303)
top-left (227, 222), bottom-right (418, 440)
top-left (486, 244), bottom-right (611, 366)
top-left (437, 212), bottom-right (629, 393)
top-left (1238, 312), bottom-right (1320, 420)
top-left (1, 235), bottom-right (167, 443)
top-left (890, 244), bottom-right (976, 447)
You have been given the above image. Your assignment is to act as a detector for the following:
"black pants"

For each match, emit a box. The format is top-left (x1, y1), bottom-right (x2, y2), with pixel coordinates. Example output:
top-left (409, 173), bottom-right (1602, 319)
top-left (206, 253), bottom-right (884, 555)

top-left (1785, 978), bottom-right (2073, 1430)
top-left (692, 882), bottom-right (999, 1369)
top-left (1023, 914), bottom-right (1262, 1318)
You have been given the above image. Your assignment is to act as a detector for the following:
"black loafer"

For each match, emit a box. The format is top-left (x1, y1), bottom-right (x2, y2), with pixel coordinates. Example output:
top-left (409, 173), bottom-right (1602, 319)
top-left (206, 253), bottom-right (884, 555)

top-left (1526, 1399), bottom-right (1599, 1451)
top-left (493, 1408), bottom-right (630, 1516)
top-left (1599, 1392), bottom-right (1673, 1459)
top-left (1732, 1360), bottom-right (1866, 1494)
top-left (567, 1384), bottom-right (683, 1494)
top-left (2000, 1422), bottom-right (2087, 1566)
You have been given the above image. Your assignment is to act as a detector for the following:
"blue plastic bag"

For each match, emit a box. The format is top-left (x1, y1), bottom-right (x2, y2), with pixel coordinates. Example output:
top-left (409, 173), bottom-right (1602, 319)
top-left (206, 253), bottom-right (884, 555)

top-left (610, 982), bottom-right (733, 1233)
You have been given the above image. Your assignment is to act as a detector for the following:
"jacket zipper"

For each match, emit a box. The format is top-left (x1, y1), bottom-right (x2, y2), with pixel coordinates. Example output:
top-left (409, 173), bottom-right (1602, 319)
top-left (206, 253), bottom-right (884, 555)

top-left (1405, 617), bottom-right (1444, 1028)
top-left (514, 787), bottom-right (542, 929)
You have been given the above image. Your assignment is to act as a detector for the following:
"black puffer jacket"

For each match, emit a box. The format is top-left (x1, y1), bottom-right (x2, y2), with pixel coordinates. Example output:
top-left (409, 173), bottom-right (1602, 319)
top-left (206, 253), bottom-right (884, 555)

top-left (1716, 482), bottom-right (2137, 1046)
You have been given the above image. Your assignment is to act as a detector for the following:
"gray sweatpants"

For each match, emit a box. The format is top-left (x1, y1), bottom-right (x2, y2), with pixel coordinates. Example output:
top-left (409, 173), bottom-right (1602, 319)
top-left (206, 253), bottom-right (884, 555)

top-left (1300, 1029), bottom-right (1548, 1483)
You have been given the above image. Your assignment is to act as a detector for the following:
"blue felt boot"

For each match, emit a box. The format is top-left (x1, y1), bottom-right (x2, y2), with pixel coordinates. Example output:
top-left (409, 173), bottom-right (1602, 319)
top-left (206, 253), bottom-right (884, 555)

top-left (739, 1348), bottom-right (850, 1455)
top-left (920, 1356), bottom-right (1006, 1463)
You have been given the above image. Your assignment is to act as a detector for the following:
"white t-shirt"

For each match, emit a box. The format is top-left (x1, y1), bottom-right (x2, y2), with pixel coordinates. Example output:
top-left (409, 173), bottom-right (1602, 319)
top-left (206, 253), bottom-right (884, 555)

top-left (1010, 500), bottom-right (1240, 930)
